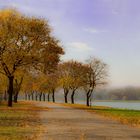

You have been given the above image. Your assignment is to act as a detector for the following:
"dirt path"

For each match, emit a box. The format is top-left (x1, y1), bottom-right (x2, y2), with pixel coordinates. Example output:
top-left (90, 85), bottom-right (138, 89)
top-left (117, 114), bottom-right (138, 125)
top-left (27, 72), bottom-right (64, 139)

top-left (37, 102), bottom-right (140, 140)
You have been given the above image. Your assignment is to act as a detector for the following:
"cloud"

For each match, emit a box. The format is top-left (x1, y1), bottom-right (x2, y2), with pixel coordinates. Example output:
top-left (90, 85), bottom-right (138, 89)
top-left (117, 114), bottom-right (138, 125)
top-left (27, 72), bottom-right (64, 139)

top-left (83, 28), bottom-right (108, 34)
top-left (67, 42), bottom-right (93, 52)
top-left (61, 42), bottom-right (94, 62)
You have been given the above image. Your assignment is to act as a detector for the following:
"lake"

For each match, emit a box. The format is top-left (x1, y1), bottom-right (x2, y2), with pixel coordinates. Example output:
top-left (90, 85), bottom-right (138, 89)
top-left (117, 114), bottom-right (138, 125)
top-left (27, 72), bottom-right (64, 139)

top-left (76, 100), bottom-right (140, 110)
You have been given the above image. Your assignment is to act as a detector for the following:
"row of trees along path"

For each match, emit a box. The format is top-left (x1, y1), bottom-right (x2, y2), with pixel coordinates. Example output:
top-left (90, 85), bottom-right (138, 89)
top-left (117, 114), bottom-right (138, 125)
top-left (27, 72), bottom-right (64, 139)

top-left (0, 9), bottom-right (108, 107)
top-left (23, 58), bottom-right (108, 106)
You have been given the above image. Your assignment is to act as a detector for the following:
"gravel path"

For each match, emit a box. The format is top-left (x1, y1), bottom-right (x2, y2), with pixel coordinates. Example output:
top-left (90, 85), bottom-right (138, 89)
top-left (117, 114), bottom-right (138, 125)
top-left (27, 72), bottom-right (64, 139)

top-left (37, 102), bottom-right (140, 140)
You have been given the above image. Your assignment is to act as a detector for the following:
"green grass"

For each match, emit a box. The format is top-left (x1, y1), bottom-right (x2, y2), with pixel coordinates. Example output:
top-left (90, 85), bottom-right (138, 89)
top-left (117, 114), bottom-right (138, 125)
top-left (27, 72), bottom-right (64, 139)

top-left (92, 106), bottom-right (140, 127)
top-left (0, 101), bottom-right (46, 140)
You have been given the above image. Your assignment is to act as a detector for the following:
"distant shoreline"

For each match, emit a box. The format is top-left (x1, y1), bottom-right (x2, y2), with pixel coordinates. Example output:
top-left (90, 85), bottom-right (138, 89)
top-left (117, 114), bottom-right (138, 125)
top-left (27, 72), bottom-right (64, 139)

top-left (74, 100), bottom-right (140, 102)
top-left (92, 100), bottom-right (140, 102)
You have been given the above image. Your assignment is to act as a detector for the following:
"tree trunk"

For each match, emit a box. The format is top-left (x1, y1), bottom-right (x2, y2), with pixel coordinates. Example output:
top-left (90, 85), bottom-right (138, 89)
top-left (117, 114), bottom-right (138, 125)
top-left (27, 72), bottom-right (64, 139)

top-left (25, 93), bottom-right (27, 100)
top-left (13, 93), bottom-right (18, 103)
top-left (52, 89), bottom-right (55, 103)
top-left (39, 93), bottom-right (42, 101)
top-left (86, 96), bottom-right (90, 106)
top-left (71, 90), bottom-right (76, 104)
top-left (47, 94), bottom-right (50, 102)
top-left (43, 93), bottom-right (45, 101)
top-left (13, 77), bottom-right (23, 103)
top-left (86, 90), bottom-right (91, 106)
top-left (31, 92), bottom-right (34, 100)
top-left (8, 76), bottom-right (14, 107)
top-left (64, 94), bottom-right (67, 103)
top-left (28, 94), bottom-right (30, 100)
top-left (35, 94), bottom-right (38, 101)
top-left (64, 89), bottom-right (69, 103)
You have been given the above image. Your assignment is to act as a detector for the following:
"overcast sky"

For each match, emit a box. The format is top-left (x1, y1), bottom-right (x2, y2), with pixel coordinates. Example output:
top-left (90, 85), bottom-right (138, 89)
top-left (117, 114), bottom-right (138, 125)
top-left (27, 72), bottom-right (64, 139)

top-left (1, 0), bottom-right (140, 87)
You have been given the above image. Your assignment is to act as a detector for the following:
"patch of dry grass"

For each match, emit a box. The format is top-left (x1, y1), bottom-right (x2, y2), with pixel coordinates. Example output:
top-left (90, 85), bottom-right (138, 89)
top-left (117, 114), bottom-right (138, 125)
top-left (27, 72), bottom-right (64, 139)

top-left (0, 101), bottom-right (48, 140)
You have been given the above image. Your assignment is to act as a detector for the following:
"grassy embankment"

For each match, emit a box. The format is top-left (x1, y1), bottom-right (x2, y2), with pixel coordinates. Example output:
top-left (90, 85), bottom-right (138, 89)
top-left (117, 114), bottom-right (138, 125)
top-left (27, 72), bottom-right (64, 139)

top-left (62, 103), bottom-right (140, 128)
top-left (0, 101), bottom-right (48, 140)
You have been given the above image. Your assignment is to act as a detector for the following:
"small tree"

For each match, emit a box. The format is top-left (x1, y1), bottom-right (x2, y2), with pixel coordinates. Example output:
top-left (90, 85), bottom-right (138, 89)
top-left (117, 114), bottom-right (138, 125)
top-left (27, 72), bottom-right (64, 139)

top-left (64, 61), bottom-right (88, 104)
top-left (84, 58), bottom-right (108, 106)
top-left (58, 63), bottom-right (72, 103)
top-left (46, 73), bottom-right (59, 102)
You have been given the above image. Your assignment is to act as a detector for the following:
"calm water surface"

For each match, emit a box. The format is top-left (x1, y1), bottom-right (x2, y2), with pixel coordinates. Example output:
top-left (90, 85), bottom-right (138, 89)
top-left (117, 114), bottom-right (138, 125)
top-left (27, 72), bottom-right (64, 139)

top-left (76, 101), bottom-right (140, 110)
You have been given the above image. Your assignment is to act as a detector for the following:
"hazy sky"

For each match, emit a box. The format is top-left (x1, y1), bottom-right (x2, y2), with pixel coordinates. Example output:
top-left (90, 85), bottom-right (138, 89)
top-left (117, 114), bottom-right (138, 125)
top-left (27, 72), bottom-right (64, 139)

top-left (1, 0), bottom-right (140, 87)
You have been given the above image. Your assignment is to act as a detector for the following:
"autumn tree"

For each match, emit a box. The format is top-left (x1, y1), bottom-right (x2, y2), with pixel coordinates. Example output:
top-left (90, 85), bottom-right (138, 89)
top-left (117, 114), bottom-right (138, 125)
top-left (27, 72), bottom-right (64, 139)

top-left (37, 75), bottom-right (49, 101)
top-left (42, 37), bottom-right (64, 74)
top-left (33, 75), bottom-right (43, 101)
top-left (45, 73), bottom-right (58, 102)
top-left (21, 72), bottom-right (35, 100)
top-left (58, 63), bottom-right (72, 103)
top-left (84, 58), bottom-right (108, 106)
top-left (0, 9), bottom-right (63, 106)
top-left (22, 70), bottom-right (45, 101)
top-left (62, 61), bottom-right (88, 104)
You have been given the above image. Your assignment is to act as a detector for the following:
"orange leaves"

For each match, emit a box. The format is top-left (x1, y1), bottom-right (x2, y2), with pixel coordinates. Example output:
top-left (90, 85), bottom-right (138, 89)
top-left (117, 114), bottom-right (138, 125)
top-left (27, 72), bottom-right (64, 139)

top-left (58, 61), bottom-right (88, 90)
top-left (0, 9), bottom-right (64, 77)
